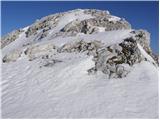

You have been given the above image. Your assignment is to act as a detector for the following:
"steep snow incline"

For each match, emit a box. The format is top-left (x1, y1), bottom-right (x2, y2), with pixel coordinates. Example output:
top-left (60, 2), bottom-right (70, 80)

top-left (77, 29), bottom-right (132, 46)
top-left (1, 53), bottom-right (158, 118)
top-left (2, 27), bottom-right (29, 57)
top-left (137, 43), bottom-right (157, 67)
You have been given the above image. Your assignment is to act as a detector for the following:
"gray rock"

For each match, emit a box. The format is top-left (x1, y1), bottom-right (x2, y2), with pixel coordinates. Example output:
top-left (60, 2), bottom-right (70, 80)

top-left (131, 30), bottom-right (151, 54)
top-left (60, 17), bottom-right (131, 35)
top-left (24, 43), bottom-right (57, 61)
top-left (91, 37), bottom-right (144, 78)
top-left (40, 59), bottom-right (62, 68)
top-left (1, 29), bottom-right (24, 48)
top-left (25, 14), bottom-right (63, 38)
top-left (58, 40), bottom-right (103, 55)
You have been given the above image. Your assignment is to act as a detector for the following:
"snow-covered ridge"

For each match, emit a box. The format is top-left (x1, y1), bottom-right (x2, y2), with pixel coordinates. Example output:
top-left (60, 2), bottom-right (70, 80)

top-left (1, 9), bottom-right (131, 48)
top-left (1, 9), bottom-right (158, 118)
top-left (2, 9), bottom-right (158, 77)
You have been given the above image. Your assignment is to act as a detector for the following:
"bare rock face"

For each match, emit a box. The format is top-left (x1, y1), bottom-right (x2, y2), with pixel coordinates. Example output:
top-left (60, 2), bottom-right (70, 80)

top-left (131, 30), bottom-right (151, 54)
top-left (83, 9), bottom-right (110, 17)
top-left (60, 16), bottom-right (131, 34)
top-left (58, 40), bottom-right (103, 56)
top-left (130, 29), bottom-right (158, 64)
top-left (25, 14), bottom-right (63, 38)
top-left (60, 9), bottom-right (131, 35)
top-left (87, 30), bottom-right (158, 78)
top-left (88, 37), bottom-right (142, 78)
top-left (25, 9), bottom-right (131, 39)
top-left (152, 53), bottom-right (159, 65)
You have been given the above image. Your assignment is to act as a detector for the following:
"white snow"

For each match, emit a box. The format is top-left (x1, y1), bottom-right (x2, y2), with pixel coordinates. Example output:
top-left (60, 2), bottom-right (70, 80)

top-left (1, 53), bottom-right (158, 118)
top-left (108, 15), bottom-right (121, 22)
top-left (77, 29), bottom-right (131, 46)
top-left (1, 34), bottom-right (159, 118)
top-left (97, 27), bottom-right (106, 32)
top-left (36, 29), bottom-right (132, 48)
top-left (22, 26), bottom-right (29, 31)
top-left (137, 43), bottom-right (157, 67)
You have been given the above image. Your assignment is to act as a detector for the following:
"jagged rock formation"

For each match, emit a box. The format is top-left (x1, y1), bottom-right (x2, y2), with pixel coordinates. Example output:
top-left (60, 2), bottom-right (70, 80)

top-left (131, 30), bottom-right (151, 54)
top-left (58, 40), bottom-right (103, 55)
top-left (90, 37), bottom-right (142, 78)
top-left (60, 17), bottom-right (131, 34)
top-left (25, 13), bottom-right (65, 38)
top-left (60, 9), bottom-right (131, 34)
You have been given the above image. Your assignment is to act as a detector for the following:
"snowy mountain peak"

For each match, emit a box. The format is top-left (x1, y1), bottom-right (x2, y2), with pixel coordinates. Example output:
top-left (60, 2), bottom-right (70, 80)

top-left (1, 9), bottom-right (158, 118)
top-left (2, 9), bottom-right (158, 71)
top-left (2, 9), bottom-right (130, 48)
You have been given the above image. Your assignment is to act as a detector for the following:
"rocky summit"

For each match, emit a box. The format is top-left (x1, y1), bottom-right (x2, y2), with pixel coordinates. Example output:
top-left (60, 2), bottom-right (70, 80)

top-left (1, 9), bottom-right (159, 118)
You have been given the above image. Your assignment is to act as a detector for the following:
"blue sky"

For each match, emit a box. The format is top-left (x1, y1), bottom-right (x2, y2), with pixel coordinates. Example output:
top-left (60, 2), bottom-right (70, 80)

top-left (1, 1), bottom-right (159, 53)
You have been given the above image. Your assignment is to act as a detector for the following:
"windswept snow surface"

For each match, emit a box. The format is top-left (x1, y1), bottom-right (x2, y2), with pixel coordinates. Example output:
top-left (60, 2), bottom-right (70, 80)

top-left (1, 52), bottom-right (159, 118)
top-left (137, 43), bottom-right (158, 67)
top-left (1, 29), bottom-right (159, 118)
top-left (29, 30), bottom-right (132, 48)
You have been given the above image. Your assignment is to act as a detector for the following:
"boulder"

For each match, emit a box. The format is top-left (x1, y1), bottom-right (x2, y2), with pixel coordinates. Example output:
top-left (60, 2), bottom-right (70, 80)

top-left (91, 37), bottom-right (143, 78)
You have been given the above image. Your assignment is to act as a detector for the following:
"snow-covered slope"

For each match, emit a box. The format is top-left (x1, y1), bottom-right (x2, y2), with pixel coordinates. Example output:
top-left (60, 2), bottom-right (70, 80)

top-left (1, 9), bottom-right (159, 118)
